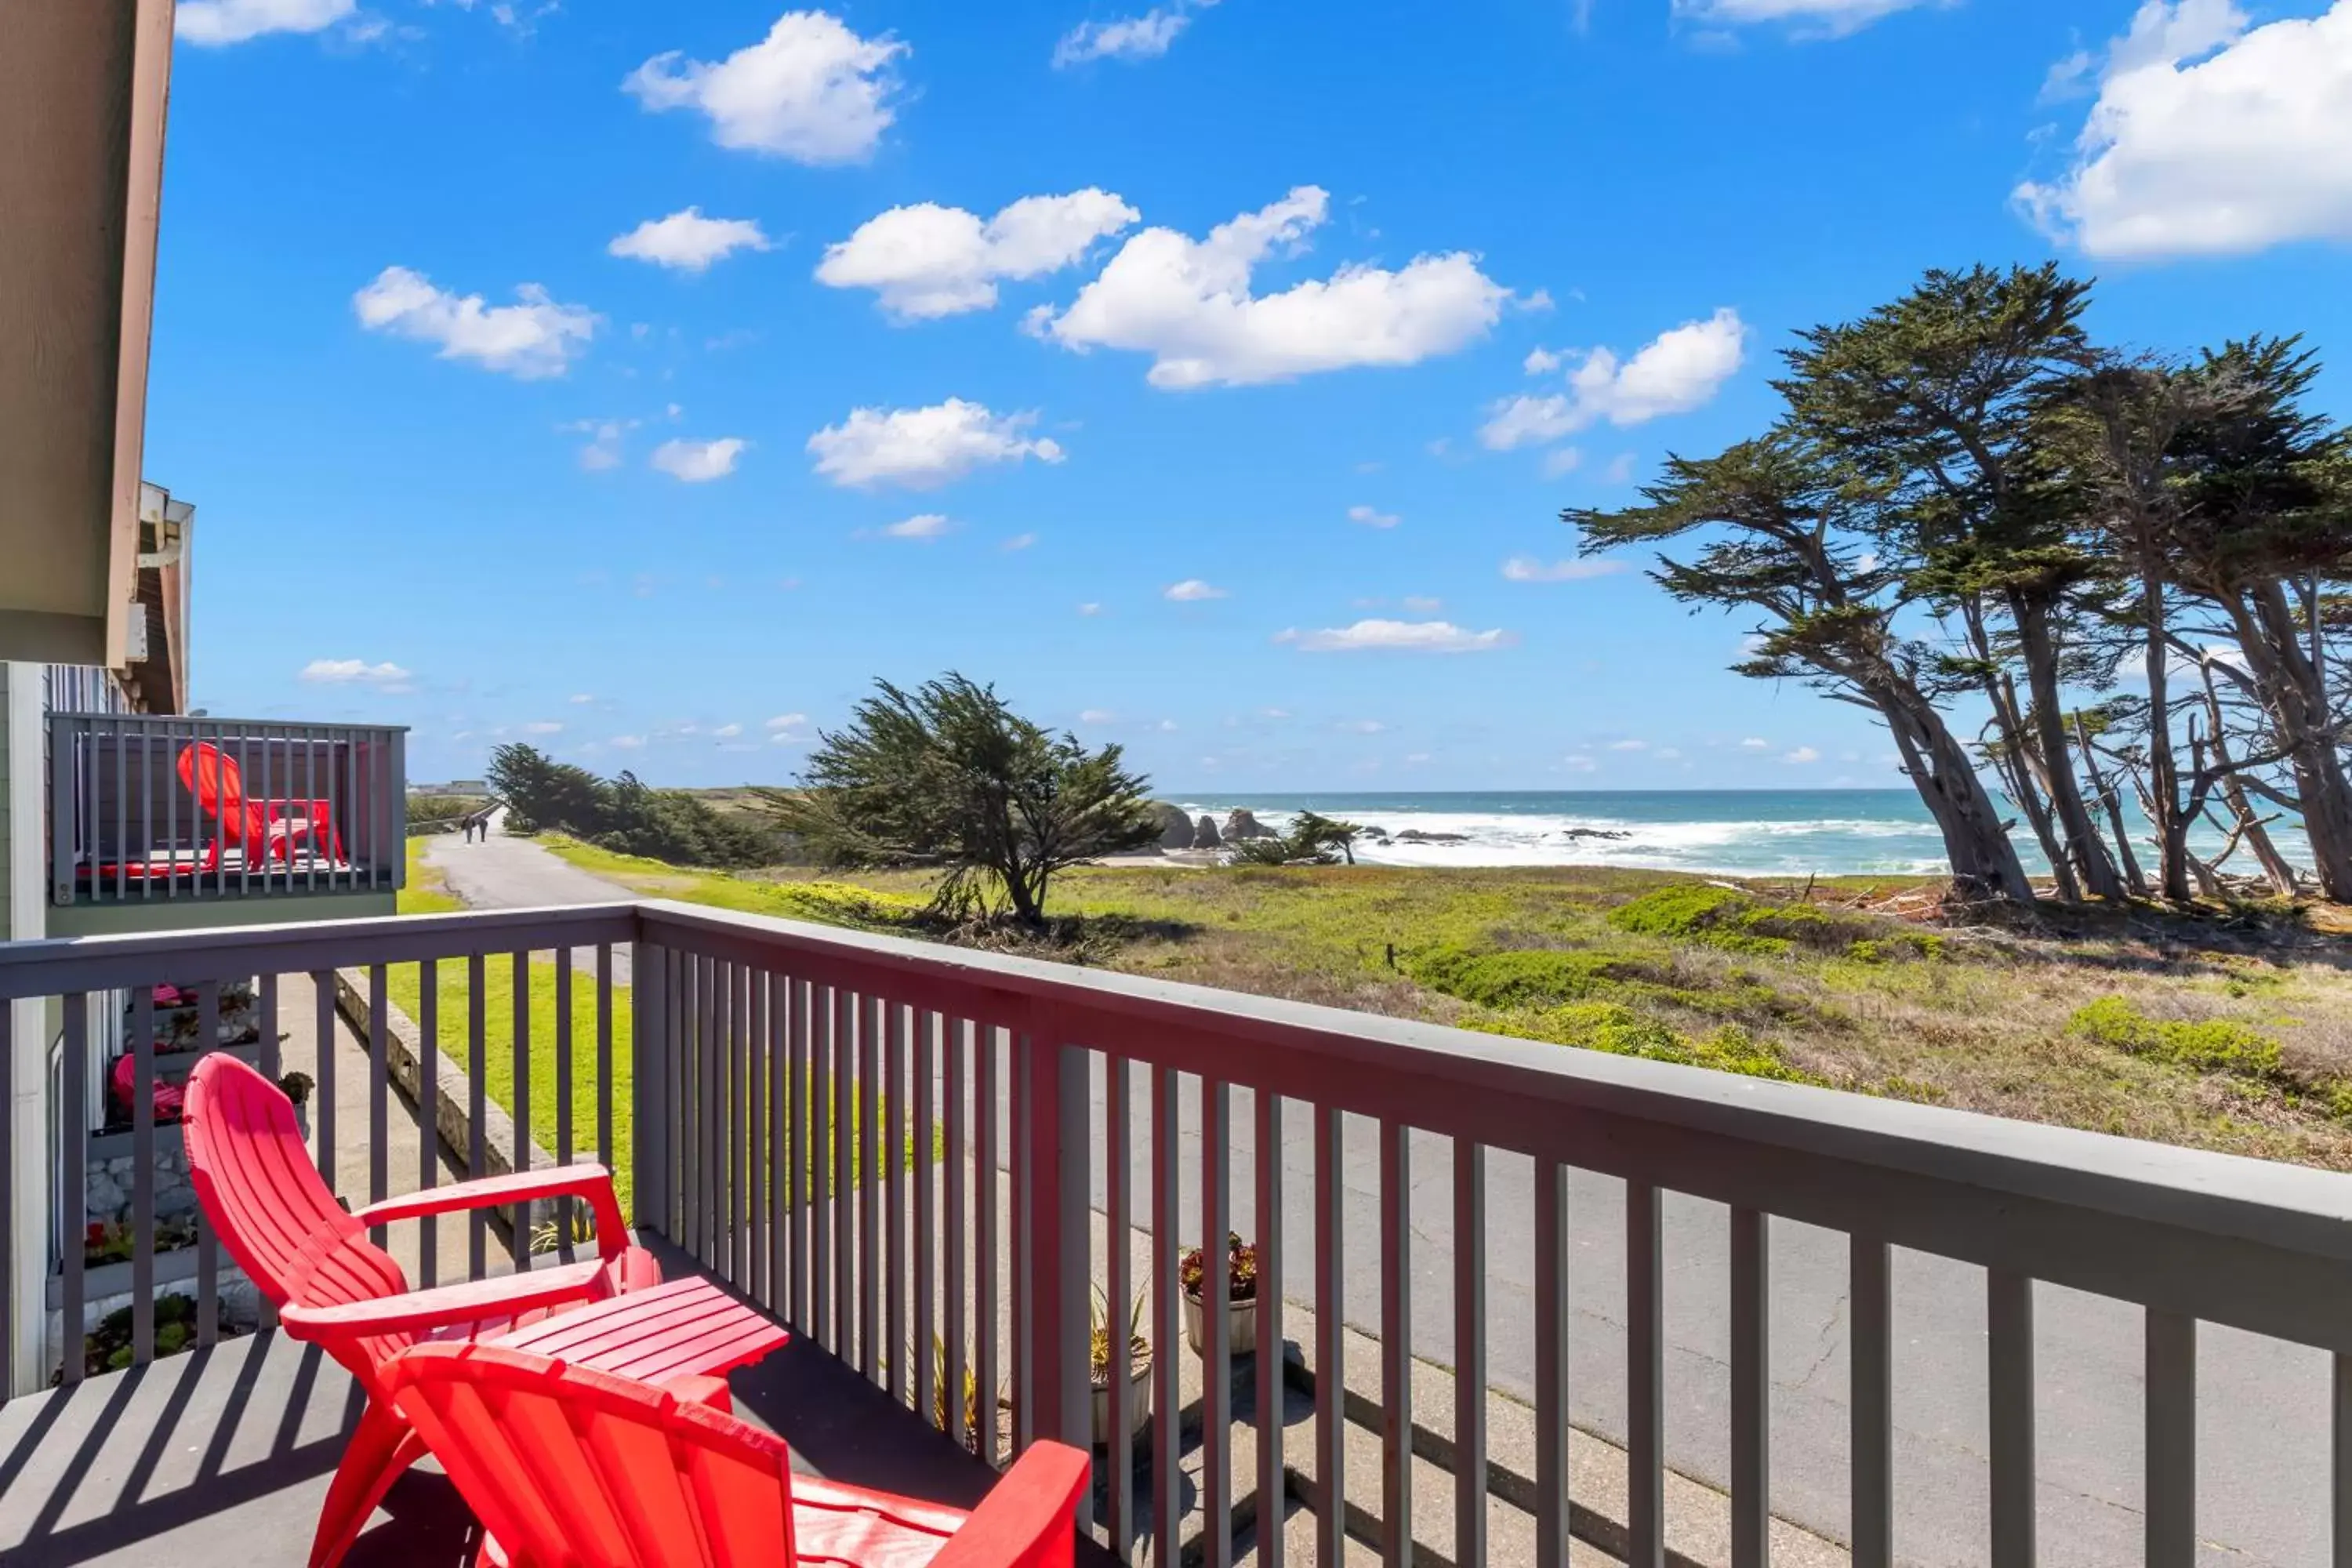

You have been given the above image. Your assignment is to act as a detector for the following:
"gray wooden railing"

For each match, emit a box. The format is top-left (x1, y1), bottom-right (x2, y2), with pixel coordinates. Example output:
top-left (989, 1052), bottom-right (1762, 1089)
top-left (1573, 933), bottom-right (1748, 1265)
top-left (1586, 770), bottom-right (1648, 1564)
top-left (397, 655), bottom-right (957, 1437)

top-left (5, 901), bottom-right (2352, 1568)
top-left (48, 712), bottom-right (406, 906)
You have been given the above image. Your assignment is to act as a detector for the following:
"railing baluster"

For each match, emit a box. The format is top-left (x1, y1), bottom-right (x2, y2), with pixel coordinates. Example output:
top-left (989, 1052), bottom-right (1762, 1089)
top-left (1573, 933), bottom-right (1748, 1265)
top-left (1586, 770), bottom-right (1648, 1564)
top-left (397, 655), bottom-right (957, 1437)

top-left (668, 949), bottom-right (688, 1245)
top-left (1204, 1078), bottom-right (1234, 1568)
top-left (114, 720), bottom-right (126, 902)
top-left (1152, 1064), bottom-right (1181, 1568)
top-left (2146, 1309), bottom-right (2194, 1568)
top-left (701, 956), bottom-right (721, 1272)
top-left (61, 994), bottom-right (89, 1384)
top-left (597, 946), bottom-right (615, 1173)
top-left (1106, 1054), bottom-right (1134, 1559)
top-left (313, 971), bottom-right (337, 1185)
top-left (888, 1000), bottom-right (908, 1406)
top-left (1455, 1137), bottom-right (1487, 1568)
top-left (811, 983), bottom-right (832, 1352)
top-left (368, 964), bottom-right (390, 1248)
top-left (1989, 1269), bottom-right (2037, 1568)
top-left (1730, 1206), bottom-right (1769, 1568)
top-left (195, 982), bottom-right (220, 1345)
top-left (945, 1015), bottom-right (970, 1446)
top-left (468, 953), bottom-right (487, 1279)
top-left (835, 986), bottom-right (855, 1359)
top-left (1626, 1178), bottom-right (1663, 1568)
top-left (234, 729), bottom-right (249, 897)
top-left (862, 993), bottom-right (882, 1385)
top-left (746, 969), bottom-right (766, 1304)
top-left (139, 722), bottom-right (154, 902)
top-left (2334, 1354), bottom-right (2352, 1568)
top-left (512, 951), bottom-right (532, 1271)
top-left (0, 1002), bottom-right (11, 1400)
top-left (555, 947), bottom-right (575, 1265)
top-left (914, 1009), bottom-right (938, 1425)
top-left (164, 718), bottom-right (179, 902)
top-left (729, 963), bottom-right (748, 1287)
top-left (1851, 1236), bottom-right (1893, 1568)
top-left (418, 961), bottom-right (438, 1289)
top-left (1011, 1023), bottom-right (1032, 1454)
top-left (1380, 1118), bottom-right (1412, 1568)
top-left (1534, 1157), bottom-right (1570, 1568)
top-left (255, 976), bottom-right (279, 1328)
top-left (131, 985), bottom-right (155, 1359)
top-left (1316, 1107), bottom-right (1346, 1568)
top-left (1257, 1088), bottom-right (1286, 1568)
top-left (791, 976), bottom-right (812, 1334)
top-left (976, 1014), bottom-right (1001, 1467)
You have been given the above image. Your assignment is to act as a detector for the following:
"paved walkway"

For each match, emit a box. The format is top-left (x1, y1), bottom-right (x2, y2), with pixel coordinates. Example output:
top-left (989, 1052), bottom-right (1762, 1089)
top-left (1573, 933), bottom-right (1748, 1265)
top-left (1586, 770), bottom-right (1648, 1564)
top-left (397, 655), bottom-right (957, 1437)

top-left (421, 812), bottom-right (635, 982)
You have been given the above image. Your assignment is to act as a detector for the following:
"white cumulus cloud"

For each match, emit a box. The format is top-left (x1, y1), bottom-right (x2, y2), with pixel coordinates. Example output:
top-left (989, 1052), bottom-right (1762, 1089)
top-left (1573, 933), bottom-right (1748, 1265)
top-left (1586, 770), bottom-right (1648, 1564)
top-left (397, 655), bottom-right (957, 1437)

top-left (1348, 505), bottom-right (1401, 529)
top-left (1482, 308), bottom-right (1745, 450)
top-left (650, 437), bottom-right (747, 482)
top-left (1029, 186), bottom-right (1516, 389)
top-left (300, 659), bottom-right (412, 688)
top-left (1078, 709), bottom-right (1118, 724)
top-left (176, 0), bottom-right (353, 43)
top-left (807, 398), bottom-right (1065, 489)
top-left (1276, 619), bottom-right (1515, 654)
top-left (354, 267), bottom-right (597, 379)
top-left (1501, 556), bottom-right (1628, 583)
top-left (817, 190), bottom-right (1138, 319)
top-left (1740, 737), bottom-right (1771, 749)
top-left (1784, 746), bottom-right (1822, 764)
top-left (2016, 0), bottom-right (2352, 260)
top-left (609, 208), bottom-right (775, 272)
top-left (624, 10), bottom-right (907, 164)
top-left (883, 513), bottom-right (954, 539)
top-left (1163, 579), bottom-right (1228, 601)
top-left (1609, 739), bottom-right (1650, 751)
top-left (1053, 0), bottom-right (1218, 66)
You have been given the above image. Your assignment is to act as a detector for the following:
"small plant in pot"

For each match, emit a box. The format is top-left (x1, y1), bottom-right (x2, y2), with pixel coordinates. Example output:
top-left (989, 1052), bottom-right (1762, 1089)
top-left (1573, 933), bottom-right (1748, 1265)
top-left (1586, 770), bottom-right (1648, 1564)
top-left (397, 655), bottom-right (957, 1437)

top-left (1089, 1283), bottom-right (1152, 1446)
top-left (1178, 1232), bottom-right (1259, 1357)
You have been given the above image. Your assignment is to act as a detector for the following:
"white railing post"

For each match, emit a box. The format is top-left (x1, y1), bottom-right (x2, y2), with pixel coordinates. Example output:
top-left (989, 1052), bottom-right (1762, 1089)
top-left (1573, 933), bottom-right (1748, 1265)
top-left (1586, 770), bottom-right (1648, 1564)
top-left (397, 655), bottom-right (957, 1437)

top-left (1021, 1014), bottom-right (1090, 1460)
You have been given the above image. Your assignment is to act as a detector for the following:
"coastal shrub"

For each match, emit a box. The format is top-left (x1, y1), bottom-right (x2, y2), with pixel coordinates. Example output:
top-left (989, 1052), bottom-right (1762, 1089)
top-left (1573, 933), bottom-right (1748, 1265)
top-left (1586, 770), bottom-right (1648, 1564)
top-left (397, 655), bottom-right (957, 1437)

top-left (1468, 1001), bottom-right (1819, 1084)
top-left (1605, 883), bottom-right (1877, 957)
top-left (1848, 932), bottom-right (1945, 964)
top-left (1405, 945), bottom-right (1639, 1007)
top-left (2067, 996), bottom-right (2283, 1076)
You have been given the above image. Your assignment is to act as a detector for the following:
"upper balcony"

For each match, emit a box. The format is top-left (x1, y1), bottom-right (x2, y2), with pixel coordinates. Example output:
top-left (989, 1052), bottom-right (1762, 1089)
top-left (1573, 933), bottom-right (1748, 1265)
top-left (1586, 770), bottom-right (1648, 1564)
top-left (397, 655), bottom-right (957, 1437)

top-left (46, 712), bottom-right (406, 930)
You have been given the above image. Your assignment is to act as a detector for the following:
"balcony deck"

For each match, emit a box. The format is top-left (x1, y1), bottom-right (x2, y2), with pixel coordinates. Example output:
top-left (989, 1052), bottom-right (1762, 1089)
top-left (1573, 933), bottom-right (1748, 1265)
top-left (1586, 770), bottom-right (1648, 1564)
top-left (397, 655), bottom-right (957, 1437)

top-left (0, 1241), bottom-right (1101, 1568)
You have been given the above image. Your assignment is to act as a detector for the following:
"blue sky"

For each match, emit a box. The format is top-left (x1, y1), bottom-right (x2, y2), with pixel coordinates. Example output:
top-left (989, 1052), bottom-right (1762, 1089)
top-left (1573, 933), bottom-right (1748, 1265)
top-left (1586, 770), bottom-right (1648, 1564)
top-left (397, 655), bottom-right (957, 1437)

top-left (150, 0), bottom-right (2352, 791)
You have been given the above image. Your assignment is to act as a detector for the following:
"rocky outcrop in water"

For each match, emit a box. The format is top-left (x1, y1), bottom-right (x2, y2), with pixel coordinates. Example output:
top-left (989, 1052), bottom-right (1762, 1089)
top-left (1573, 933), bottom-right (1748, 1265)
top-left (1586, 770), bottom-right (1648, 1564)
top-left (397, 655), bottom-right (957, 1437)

top-left (1192, 815), bottom-right (1223, 849)
top-left (1144, 801), bottom-right (1194, 850)
top-left (1223, 809), bottom-right (1276, 841)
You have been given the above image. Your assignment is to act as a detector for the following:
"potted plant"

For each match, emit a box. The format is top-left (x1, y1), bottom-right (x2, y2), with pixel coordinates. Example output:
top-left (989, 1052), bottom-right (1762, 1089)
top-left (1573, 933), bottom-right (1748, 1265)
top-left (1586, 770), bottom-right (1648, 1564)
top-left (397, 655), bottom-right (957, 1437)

top-left (1179, 1232), bottom-right (1259, 1357)
top-left (1089, 1283), bottom-right (1152, 1446)
top-left (278, 1071), bottom-right (315, 1140)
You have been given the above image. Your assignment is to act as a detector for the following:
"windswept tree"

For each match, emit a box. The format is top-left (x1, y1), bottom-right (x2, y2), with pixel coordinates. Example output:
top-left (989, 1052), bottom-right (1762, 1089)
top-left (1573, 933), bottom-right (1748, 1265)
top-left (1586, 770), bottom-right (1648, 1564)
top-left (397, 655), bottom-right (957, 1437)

top-left (1570, 436), bottom-right (2037, 903)
top-left (1777, 263), bottom-right (2125, 901)
top-left (755, 674), bottom-right (1161, 927)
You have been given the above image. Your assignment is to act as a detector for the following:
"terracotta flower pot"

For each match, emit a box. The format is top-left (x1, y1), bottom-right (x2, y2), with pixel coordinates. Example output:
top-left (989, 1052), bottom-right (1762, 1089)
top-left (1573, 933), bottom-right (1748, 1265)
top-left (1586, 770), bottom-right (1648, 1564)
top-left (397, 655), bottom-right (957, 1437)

top-left (1182, 1288), bottom-right (1259, 1357)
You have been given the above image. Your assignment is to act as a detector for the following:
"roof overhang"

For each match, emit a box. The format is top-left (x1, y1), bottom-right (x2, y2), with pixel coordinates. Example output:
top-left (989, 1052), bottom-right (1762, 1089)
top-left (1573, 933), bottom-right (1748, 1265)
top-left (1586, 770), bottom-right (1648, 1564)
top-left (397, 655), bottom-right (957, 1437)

top-left (0, 0), bottom-right (175, 668)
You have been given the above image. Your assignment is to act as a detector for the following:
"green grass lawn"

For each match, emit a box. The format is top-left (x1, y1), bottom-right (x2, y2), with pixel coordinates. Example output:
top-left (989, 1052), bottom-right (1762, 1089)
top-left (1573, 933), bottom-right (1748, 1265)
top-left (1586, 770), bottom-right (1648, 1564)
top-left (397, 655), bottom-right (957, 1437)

top-left (536, 833), bottom-right (2352, 1173)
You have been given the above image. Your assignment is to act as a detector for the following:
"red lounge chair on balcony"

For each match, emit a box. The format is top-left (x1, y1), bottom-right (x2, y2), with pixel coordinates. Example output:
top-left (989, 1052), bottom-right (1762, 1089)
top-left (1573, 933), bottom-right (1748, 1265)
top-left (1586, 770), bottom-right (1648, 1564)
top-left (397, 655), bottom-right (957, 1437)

top-left (182, 1054), bottom-right (662, 1568)
top-left (176, 741), bottom-right (346, 870)
top-left (384, 1341), bottom-right (1092, 1568)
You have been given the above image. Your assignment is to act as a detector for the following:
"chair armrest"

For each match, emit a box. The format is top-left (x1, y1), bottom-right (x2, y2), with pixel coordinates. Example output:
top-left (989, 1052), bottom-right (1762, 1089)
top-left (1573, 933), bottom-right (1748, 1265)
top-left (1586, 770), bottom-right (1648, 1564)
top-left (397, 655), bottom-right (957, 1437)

top-left (659, 1373), bottom-right (732, 1413)
top-left (926, 1442), bottom-right (1091, 1568)
top-left (353, 1164), bottom-right (627, 1260)
top-left (279, 1268), bottom-right (600, 1340)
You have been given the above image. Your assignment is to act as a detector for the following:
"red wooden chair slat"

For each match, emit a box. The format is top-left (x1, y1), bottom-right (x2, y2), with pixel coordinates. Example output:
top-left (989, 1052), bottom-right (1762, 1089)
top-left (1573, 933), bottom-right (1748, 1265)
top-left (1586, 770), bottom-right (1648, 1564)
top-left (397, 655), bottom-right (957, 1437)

top-left (183, 1054), bottom-right (665, 1566)
top-left (386, 1341), bottom-right (1091, 1568)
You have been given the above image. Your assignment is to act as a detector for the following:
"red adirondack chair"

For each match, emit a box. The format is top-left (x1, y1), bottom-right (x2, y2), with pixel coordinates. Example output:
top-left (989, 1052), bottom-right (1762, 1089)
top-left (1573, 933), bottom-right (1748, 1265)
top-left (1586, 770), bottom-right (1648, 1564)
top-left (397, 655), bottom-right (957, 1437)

top-left (385, 1341), bottom-right (1092, 1568)
top-left (177, 741), bottom-right (346, 870)
top-left (182, 1054), bottom-right (662, 1568)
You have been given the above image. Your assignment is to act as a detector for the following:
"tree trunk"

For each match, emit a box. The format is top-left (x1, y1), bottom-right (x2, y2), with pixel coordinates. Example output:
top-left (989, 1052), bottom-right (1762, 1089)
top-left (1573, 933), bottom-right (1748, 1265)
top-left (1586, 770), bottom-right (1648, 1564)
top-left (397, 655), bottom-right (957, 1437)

top-left (2072, 710), bottom-right (2148, 897)
top-left (1960, 602), bottom-right (2071, 899)
top-left (2231, 584), bottom-right (2352, 901)
top-left (2013, 594), bottom-right (2126, 900)
top-left (2195, 666), bottom-right (2302, 897)
top-left (2142, 566), bottom-right (2193, 902)
top-left (1872, 678), bottom-right (2036, 904)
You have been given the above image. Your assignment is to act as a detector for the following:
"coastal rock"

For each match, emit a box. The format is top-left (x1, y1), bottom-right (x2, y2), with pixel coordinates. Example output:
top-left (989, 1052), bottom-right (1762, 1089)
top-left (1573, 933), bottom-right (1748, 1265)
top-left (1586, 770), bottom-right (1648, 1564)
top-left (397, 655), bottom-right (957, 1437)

top-left (1192, 815), bottom-right (1223, 849)
top-left (1145, 801), bottom-right (1194, 850)
top-left (1223, 809), bottom-right (1276, 841)
top-left (1561, 828), bottom-right (1631, 841)
top-left (1393, 829), bottom-right (1470, 844)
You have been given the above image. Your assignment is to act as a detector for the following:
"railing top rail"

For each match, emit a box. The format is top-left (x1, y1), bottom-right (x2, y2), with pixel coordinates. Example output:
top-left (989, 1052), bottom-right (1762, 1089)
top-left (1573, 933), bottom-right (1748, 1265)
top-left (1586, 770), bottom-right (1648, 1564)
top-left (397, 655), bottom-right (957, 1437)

top-left (0, 902), bottom-right (637, 998)
top-left (636, 899), bottom-right (2352, 1346)
top-left (46, 712), bottom-right (411, 737)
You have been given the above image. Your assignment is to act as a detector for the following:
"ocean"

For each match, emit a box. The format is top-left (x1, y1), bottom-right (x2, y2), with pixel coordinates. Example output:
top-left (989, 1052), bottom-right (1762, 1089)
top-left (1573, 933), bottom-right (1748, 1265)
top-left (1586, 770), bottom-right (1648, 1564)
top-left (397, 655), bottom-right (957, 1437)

top-left (1167, 789), bottom-right (2256, 878)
